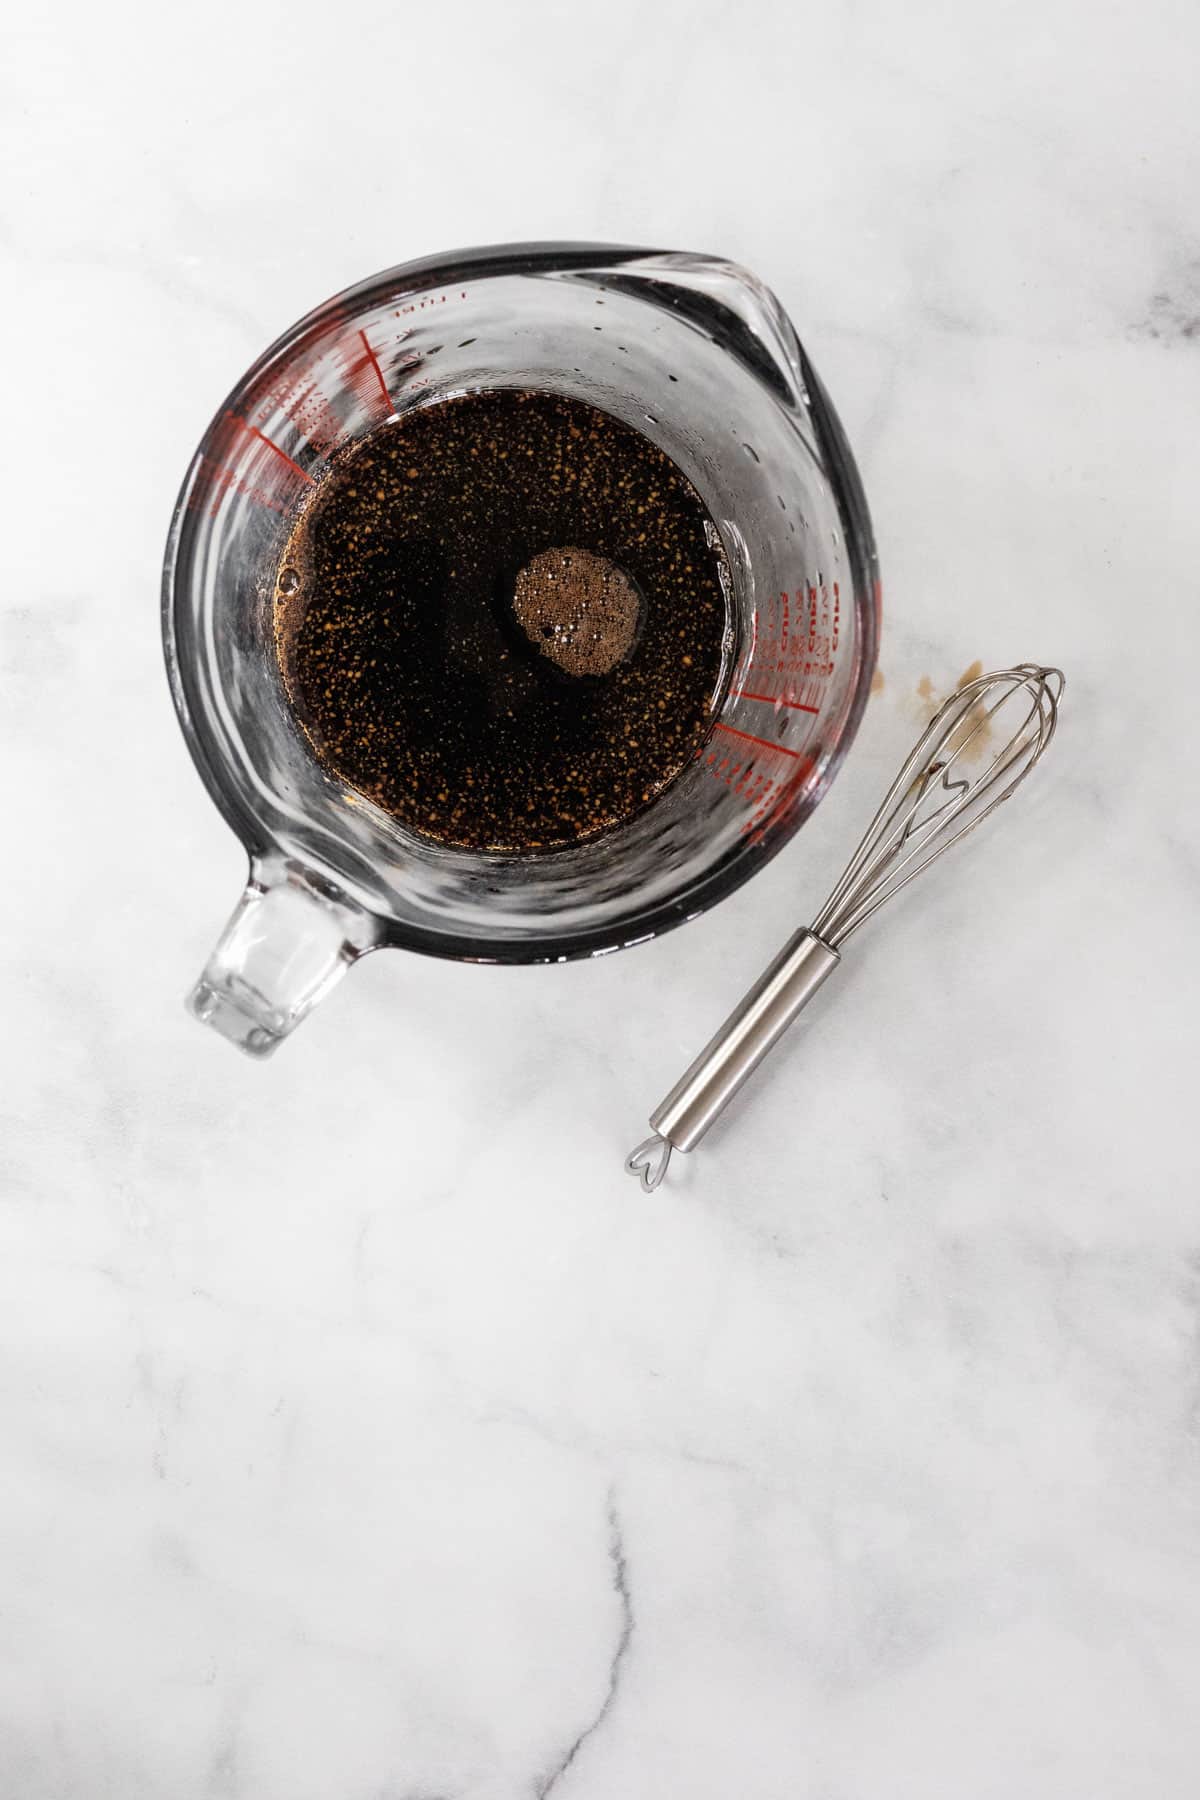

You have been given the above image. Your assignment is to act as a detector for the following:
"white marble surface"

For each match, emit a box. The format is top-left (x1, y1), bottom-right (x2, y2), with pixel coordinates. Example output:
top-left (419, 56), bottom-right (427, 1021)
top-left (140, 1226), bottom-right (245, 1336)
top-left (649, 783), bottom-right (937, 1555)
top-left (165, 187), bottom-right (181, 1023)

top-left (4, 1), bottom-right (1200, 1794)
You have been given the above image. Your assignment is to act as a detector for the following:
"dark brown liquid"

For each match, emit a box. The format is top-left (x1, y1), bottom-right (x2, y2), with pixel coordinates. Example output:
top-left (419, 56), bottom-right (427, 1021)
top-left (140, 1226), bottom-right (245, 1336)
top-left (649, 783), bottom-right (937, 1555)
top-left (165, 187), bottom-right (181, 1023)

top-left (275, 389), bottom-right (731, 853)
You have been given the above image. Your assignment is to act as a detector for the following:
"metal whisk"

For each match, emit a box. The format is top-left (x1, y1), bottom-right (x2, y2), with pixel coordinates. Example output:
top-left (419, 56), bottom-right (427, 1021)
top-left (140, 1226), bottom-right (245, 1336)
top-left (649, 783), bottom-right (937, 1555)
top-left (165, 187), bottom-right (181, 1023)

top-left (625, 663), bottom-right (1064, 1192)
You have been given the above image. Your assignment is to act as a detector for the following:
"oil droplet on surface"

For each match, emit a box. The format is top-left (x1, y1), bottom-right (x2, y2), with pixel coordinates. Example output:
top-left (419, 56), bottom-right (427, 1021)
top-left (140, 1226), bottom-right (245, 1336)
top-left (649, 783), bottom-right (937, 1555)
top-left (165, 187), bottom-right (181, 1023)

top-left (512, 548), bottom-right (642, 678)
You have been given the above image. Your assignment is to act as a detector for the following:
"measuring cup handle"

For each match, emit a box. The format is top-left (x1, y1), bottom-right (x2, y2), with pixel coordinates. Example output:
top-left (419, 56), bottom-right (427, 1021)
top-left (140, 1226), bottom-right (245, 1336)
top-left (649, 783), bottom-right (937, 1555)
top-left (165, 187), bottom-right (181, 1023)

top-left (186, 858), bottom-right (381, 1057)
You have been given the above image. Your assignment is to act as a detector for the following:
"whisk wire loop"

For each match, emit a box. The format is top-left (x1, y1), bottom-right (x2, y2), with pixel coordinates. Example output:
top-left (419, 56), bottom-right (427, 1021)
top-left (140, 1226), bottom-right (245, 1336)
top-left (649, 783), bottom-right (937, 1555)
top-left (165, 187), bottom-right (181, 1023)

top-left (813, 665), bottom-right (1062, 946)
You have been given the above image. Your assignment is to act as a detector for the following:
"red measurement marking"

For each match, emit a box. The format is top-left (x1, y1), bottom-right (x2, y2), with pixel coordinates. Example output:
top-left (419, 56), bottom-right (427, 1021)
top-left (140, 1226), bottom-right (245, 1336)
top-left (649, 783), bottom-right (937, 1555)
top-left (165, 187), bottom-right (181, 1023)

top-left (713, 721), bottom-right (805, 758)
top-left (396, 291), bottom-right (453, 315)
top-left (701, 739), bottom-right (813, 841)
top-left (229, 414), bottom-right (314, 484)
top-left (740, 689), bottom-right (819, 714)
top-left (244, 364), bottom-right (340, 455)
top-left (192, 455), bottom-right (287, 516)
top-left (358, 329), bottom-right (394, 415)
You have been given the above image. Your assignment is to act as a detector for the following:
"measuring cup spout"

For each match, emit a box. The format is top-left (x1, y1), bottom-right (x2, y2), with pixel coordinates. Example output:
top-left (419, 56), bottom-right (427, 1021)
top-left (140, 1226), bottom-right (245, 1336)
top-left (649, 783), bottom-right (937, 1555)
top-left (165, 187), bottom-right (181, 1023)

top-left (186, 858), bottom-right (381, 1057)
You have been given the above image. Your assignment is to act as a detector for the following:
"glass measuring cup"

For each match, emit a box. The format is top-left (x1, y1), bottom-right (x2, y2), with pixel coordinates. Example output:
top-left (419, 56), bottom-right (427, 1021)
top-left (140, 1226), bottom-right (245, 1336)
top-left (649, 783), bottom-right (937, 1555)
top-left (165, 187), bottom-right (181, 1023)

top-left (163, 242), bottom-right (880, 1055)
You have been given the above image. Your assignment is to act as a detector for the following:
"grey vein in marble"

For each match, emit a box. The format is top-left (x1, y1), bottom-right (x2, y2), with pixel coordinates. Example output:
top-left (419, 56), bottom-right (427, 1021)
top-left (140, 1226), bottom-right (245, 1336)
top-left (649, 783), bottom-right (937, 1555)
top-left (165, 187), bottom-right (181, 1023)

top-left (535, 1494), bottom-right (634, 1799)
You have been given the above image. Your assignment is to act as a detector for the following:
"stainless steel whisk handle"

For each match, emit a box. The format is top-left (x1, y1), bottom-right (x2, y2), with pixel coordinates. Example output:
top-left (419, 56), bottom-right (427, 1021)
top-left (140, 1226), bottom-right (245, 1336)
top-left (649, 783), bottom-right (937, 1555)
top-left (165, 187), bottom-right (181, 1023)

top-left (654, 927), bottom-right (840, 1149)
top-left (625, 930), bottom-right (839, 1192)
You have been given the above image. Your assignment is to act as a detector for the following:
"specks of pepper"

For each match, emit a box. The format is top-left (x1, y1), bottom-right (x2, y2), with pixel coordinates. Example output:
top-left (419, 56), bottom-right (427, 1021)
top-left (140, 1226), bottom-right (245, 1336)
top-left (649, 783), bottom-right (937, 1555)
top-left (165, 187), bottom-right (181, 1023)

top-left (276, 388), bottom-right (732, 855)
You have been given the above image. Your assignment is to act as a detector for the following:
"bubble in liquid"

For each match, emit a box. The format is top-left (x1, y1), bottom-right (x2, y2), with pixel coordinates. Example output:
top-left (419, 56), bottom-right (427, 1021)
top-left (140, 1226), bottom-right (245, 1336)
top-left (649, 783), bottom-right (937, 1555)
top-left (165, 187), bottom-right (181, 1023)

top-left (278, 566), bottom-right (300, 595)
